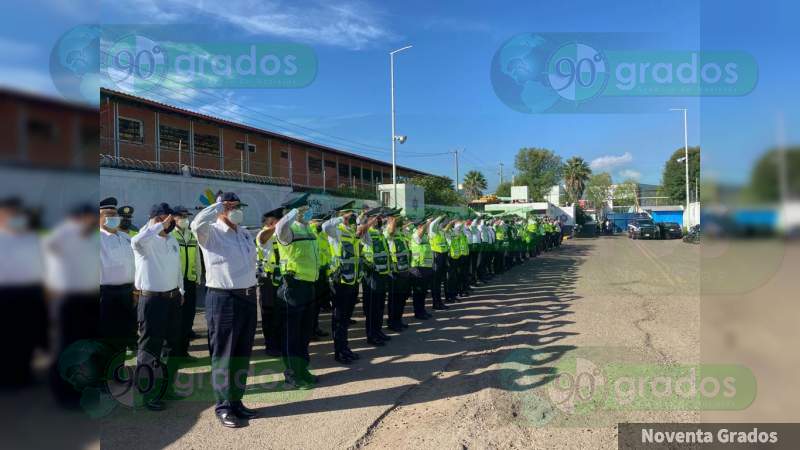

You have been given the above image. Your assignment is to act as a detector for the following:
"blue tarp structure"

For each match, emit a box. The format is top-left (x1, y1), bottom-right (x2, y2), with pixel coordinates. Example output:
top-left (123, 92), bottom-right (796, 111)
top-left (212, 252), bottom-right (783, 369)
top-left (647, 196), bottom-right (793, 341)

top-left (650, 210), bottom-right (684, 226)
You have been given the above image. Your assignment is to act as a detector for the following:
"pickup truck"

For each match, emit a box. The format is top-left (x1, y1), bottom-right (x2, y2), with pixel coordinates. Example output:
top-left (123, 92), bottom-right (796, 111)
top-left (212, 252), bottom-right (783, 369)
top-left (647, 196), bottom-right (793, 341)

top-left (627, 218), bottom-right (659, 240)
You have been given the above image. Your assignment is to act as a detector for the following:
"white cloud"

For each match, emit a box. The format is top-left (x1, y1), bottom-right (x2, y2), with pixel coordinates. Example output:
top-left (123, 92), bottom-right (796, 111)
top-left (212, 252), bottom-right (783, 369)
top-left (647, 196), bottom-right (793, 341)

top-left (590, 152), bottom-right (633, 171)
top-left (109, 0), bottom-right (394, 50)
top-left (618, 169), bottom-right (642, 180)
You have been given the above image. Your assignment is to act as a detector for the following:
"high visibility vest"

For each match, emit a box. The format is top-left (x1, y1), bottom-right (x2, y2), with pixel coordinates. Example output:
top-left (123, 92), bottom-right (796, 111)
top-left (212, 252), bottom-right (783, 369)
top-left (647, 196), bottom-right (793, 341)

top-left (448, 230), bottom-right (461, 259)
top-left (172, 229), bottom-right (199, 282)
top-left (311, 225), bottom-right (332, 270)
top-left (409, 234), bottom-right (434, 268)
top-left (331, 224), bottom-right (360, 285)
top-left (430, 229), bottom-right (449, 254)
top-left (460, 233), bottom-right (470, 256)
top-left (277, 222), bottom-right (320, 282)
top-left (362, 228), bottom-right (391, 275)
top-left (387, 233), bottom-right (411, 273)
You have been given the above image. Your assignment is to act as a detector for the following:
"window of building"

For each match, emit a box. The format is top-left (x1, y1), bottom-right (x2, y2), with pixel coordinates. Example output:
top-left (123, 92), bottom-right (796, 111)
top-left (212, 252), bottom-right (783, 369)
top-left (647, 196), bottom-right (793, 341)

top-left (27, 119), bottom-right (57, 141)
top-left (324, 160), bottom-right (336, 168)
top-left (363, 168), bottom-right (372, 182)
top-left (159, 125), bottom-right (189, 151)
top-left (338, 163), bottom-right (349, 177)
top-left (235, 141), bottom-right (245, 151)
top-left (308, 156), bottom-right (322, 174)
top-left (235, 141), bottom-right (256, 152)
top-left (118, 117), bottom-right (143, 143)
top-left (194, 133), bottom-right (220, 156)
top-left (351, 166), bottom-right (361, 180)
top-left (280, 150), bottom-right (289, 159)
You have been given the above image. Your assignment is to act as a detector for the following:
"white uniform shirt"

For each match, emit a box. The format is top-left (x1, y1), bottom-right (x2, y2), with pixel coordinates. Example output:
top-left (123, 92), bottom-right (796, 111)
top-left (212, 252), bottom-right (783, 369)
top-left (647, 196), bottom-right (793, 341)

top-left (131, 221), bottom-right (182, 293)
top-left (191, 202), bottom-right (257, 290)
top-left (43, 220), bottom-right (99, 293)
top-left (0, 229), bottom-right (43, 286)
top-left (100, 228), bottom-right (135, 285)
top-left (470, 223), bottom-right (481, 243)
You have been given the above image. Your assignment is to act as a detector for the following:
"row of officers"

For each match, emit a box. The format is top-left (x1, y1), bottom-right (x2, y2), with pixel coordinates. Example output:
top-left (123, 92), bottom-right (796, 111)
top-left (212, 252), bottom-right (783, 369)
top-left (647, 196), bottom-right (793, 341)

top-left (94, 192), bottom-right (563, 428)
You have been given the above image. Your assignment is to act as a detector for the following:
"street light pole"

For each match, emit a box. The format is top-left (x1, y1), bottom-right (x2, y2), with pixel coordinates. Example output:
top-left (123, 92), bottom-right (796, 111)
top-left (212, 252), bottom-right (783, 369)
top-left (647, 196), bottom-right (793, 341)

top-left (390, 45), bottom-right (412, 208)
top-left (670, 108), bottom-right (691, 216)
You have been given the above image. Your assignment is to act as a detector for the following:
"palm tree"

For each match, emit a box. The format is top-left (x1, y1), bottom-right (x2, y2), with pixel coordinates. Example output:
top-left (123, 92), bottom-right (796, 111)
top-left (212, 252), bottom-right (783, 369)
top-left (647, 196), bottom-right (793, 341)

top-left (462, 170), bottom-right (488, 200)
top-left (563, 156), bottom-right (592, 204)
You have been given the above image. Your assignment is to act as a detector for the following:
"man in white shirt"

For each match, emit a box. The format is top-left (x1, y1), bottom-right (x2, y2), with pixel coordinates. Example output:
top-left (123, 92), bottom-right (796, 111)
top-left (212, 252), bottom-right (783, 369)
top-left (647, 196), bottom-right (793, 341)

top-left (0, 197), bottom-right (46, 388)
top-left (131, 202), bottom-right (183, 412)
top-left (99, 197), bottom-right (136, 355)
top-left (191, 192), bottom-right (267, 428)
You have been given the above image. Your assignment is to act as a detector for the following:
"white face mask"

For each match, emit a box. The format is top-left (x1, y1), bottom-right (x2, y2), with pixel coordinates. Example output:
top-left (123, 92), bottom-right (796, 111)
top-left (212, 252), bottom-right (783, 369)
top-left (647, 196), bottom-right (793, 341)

top-left (103, 216), bottom-right (121, 229)
top-left (228, 209), bottom-right (244, 225)
top-left (176, 218), bottom-right (189, 229)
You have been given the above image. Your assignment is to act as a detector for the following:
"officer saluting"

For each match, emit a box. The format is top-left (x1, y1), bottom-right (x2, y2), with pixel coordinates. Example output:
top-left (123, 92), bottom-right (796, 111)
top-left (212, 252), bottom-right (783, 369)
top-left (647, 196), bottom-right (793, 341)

top-left (171, 205), bottom-right (202, 359)
top-left (191, 192), bottom-right (267, 428)
top-left (99, 197), bottom-right (136, 355)
top-left (118, 205), bottom-right (138, 236)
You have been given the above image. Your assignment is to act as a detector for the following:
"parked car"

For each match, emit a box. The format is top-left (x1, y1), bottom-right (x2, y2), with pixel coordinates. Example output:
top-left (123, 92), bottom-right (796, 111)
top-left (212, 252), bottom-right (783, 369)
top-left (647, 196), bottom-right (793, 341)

top-left (628, 218), bottom-right (659, 239)
top-left (656, 222), bottom-right (683, 239)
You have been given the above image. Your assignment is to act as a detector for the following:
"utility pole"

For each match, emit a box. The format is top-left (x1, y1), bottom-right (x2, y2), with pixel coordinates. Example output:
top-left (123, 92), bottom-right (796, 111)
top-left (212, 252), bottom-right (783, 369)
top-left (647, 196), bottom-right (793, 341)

top-left (452, 149), bottom-right (460, 192)
top-left (499, 162), bottom-right (504, 185)
top-left (670, 108), bottom-right (690, 216)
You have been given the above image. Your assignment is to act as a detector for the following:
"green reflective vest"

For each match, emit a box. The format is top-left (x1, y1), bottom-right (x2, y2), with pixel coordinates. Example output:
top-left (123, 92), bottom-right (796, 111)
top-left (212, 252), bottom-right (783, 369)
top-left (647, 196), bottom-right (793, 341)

top-left (172, 228), bottom-right (199, 282)
top-left (311, 224), bottom-right (332, 271)
top-left (409, 234), bottom-right (434, 268)
top-left (448, 230), bottom-right (461, 259)
top-left (387, 233), bottom-right (411, 273)
top-left (277, 222), bottom-right (320, 282)
top-left (331, 224), bottom-right (360, 285)
top-left (363, 228), bottom-right (391, 275)
top-left (430, 229), bottom-right (449, 254)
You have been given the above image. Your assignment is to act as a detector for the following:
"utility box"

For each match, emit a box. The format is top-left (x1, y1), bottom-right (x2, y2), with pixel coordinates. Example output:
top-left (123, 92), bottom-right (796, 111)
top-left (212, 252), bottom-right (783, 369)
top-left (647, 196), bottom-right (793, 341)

top-left (378, 183), bottom-right (425, 218)
top-left (511, 185), bottom-right (530, 202)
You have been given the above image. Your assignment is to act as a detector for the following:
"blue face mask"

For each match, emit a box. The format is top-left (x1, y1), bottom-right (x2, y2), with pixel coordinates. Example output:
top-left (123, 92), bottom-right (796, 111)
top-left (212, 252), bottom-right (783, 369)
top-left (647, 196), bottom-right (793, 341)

top-left (302, 209), bottom-right (314, 222)
top-left (104, 216), bottom-right (122, 229)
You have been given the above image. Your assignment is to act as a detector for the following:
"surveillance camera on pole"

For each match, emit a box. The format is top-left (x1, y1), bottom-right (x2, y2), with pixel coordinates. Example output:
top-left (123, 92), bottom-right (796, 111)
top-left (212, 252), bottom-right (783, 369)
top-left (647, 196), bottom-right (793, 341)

top-left (394, 135), bottom-right (407, 144)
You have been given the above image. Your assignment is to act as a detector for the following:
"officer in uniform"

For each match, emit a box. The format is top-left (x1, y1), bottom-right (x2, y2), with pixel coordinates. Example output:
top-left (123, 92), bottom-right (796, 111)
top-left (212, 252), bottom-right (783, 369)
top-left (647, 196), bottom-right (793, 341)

top-left (308, 213), bottom-right (332, 340)
top-left (444, 219), bottom-right (461, 302)
top-left (256, 207), bottom-right (284, 357)
top-left (171, 205), bottom-right (202, 359)
top-left (409, 217), bottom-right (434, 319)
top-left (191, 192), bottom-right (265, 427)
top-left (131, 203), bottom-right (183, 411)
top-left (385, 210), bottom-right (411, 332)
top-left (428, 215), bottom-right (449, 310)
top-left (99, 197), bottom-right (136, 356)
top-left (361, 208), bottom-right (393, 346)
top-left (273, 196), bottom-right (321, 388)
top-left (118, 205), bottom-right (138, 236)
top-left (322, 208), bottom-right (370, 364)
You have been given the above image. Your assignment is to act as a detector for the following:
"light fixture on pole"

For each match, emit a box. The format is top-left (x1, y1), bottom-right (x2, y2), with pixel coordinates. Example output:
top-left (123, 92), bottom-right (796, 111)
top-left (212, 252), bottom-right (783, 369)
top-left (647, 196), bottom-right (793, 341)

top-left (390, 45), bottom-right (412, 208)
top-left (670, 108), bottom-right (691, 217)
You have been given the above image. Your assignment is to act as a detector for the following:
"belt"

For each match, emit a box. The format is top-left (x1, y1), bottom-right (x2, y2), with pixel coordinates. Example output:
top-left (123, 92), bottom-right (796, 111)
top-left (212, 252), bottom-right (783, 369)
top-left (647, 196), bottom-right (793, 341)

top-left (101, 283), bottom-right (133, 290)
top-left (207, 286), bottom-right (256, 297)
top-left (137, 288), bottom-right (181, 298)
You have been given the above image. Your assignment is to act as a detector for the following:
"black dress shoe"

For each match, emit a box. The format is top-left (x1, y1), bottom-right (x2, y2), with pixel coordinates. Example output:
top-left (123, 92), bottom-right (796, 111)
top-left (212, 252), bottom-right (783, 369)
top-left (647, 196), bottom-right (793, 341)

top-left (234, 405), bottom-right (259, 419)
top-left (387, 325), bottom-right (403, 332)
top-left (348, 319), bottom-right (357, 325)
top-left (314, 328), bottom-right (329, 337)
top-left (343, 348), bottom-right (360, 360)
top-left (401, 322), bottom-right (409, 329)
top-left (377, 331), bottom-right (391, 341)
top-left (284, 375), bottom-right (314, 390)
top-left (334, 352), bottom-right (353, 364)
top-left (367, 337), bottom-right (385, 346)
top-left (145, 399), bottom-right (165, 411)
top-left (217, 410), bottom-right (243, 428)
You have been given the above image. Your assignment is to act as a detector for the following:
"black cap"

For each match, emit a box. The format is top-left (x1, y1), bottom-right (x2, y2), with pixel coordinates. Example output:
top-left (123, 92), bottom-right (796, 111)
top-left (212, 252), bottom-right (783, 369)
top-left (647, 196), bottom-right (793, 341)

top-left (149, 202), bottom-right (173, 218)
top-left (219, 192), bottom-right (247, 206)
top-left (172, 205), bottom-right (191, 216)
top-left (118, 205), bottom-right (134, 216)
top-left (0, 197), bottom-right (22, 209)
top-left (281, 193), bottom-right (309, 210)
top-left (262, 206), bottom-right (284, 222)
top-left (100, 197), bottom-right (118, 210)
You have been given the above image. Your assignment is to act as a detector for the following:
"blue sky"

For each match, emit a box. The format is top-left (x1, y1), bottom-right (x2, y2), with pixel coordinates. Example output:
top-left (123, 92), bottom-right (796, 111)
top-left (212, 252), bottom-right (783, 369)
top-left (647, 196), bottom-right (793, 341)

top-left (1, 0), bottom-right (796, 191)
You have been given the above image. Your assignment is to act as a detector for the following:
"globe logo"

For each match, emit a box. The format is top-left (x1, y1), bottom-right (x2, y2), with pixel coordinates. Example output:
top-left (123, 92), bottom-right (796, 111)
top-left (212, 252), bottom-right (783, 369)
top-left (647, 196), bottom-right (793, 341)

top-left (103, 33), bottom-right (168, 95)
top-left (49, 25), bottom-right (103, 103)
top-left (490, 34), bottom-right (609, 113)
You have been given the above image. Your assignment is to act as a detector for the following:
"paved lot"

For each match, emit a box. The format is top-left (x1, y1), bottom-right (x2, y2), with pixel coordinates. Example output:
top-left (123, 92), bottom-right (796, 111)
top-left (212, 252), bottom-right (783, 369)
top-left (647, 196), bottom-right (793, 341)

top-left (6, 234), bottom-right (714, 449)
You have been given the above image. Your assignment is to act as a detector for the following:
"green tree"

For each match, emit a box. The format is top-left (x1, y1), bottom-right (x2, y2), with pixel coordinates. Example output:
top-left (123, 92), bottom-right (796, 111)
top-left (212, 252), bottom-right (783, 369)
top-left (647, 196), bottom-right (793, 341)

top-left (514, 147), bottom-right (563, 201)
top-left (495, 181), bottom-right (512, 197)
top-left (747, 148), bottom-right (800, 202)
top-left (408, 175), bottom-right (464, 206)
top-left (563, 156), bottom-right (592, 204)
top-left (614, 179), bottom-right (640, 210)
top-left (586, 172), bottom-right (613, 218)
top-left (462, 170), bottom-right (488, 200)
top-left (661, 146), bottom-right (700, 204)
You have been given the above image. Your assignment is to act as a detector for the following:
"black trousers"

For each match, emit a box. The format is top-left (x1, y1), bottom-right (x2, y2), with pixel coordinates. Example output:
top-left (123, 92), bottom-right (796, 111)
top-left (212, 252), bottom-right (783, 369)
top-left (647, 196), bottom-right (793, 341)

top-left (258, 278), bottom-right (282, 355)
top-left (458, 257), bottom-right (471, 294)
top-left (387, 273), bottom-right (410, 328)
top-left (445, 257), bottom-right (458, 300)
top-left (312, 268), bottom-right (330, 333)
top-left (331, 281), bottom-right (358, 352)
top-left (277, 277), bottom-right (315, 381)
top-left (494, 248), bottom-right (506, 273)
top-left (409, 267), bottom-right (432, 317)
top-left (99, 283), bottom-right (137, 354)
top-left (136, 291), bottom-right (182, 403)
top-left (361, 271), bottom-right (388, 339)
top-left (49, 292), bottom-right (99, 407)
top-left (469, 249), bottom-right (479, 283)
top-left (175, 279), bottom-right (197, 356)
top-left (205, 287), bottom-right (257, 413)
top-left (431, 252), bottom-right (447, 307)
top-left (0, 284), bottom-right (46, 387)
